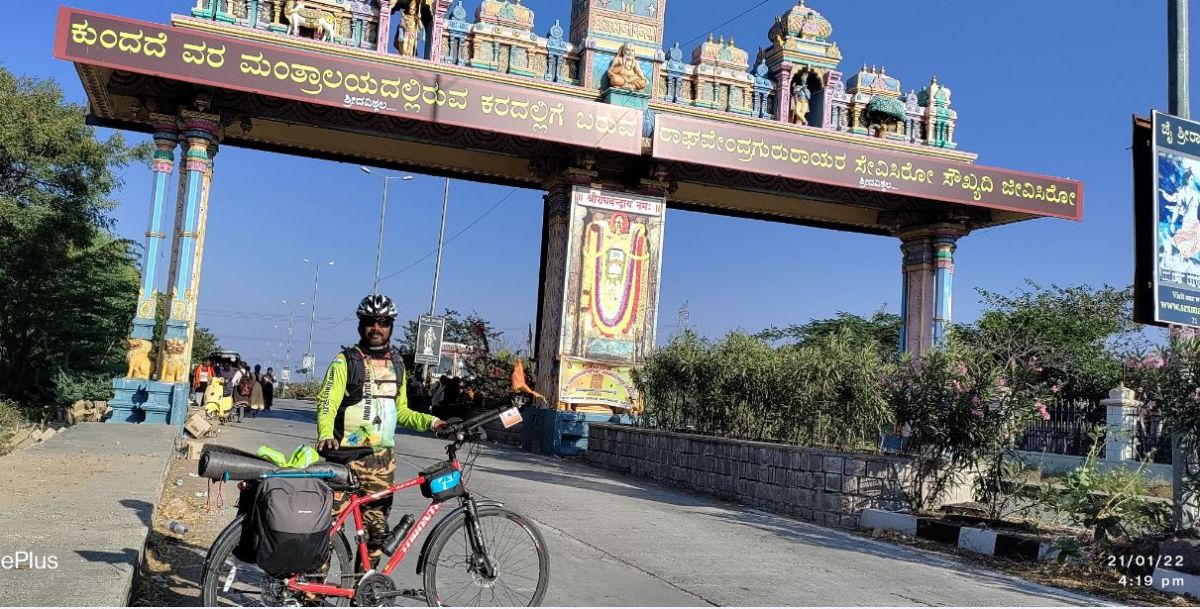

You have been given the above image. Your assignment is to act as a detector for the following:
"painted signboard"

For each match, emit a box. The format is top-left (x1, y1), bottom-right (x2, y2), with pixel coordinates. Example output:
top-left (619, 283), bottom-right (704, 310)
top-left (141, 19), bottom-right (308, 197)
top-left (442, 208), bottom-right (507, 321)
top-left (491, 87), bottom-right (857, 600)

top-left (414, 315), bottom-right (446, 366)
top-left (558, 187), bottom-right (666, 412)
top-left (1143, 111), bottom-right (1200, 328)
top-left (53, 8), bottom-right (643, 154)
top-left (653, 113), bottom-right (1084, 221)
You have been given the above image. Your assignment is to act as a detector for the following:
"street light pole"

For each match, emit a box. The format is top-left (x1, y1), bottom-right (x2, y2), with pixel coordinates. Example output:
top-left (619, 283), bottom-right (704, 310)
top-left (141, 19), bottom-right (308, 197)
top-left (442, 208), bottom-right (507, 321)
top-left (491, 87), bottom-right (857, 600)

top-left (1168, 0), bottom-right (1197, 532)
top-left (361, 167), bottom-right (412, 295)
top-left (280, 299), bottom-right (304, 398)
top-left (430, 177), bottom-right (451, 315)
top-left (1170, 0), bottom-right (1190, 118)
top-left (303, 258), bottom-right (335, 381)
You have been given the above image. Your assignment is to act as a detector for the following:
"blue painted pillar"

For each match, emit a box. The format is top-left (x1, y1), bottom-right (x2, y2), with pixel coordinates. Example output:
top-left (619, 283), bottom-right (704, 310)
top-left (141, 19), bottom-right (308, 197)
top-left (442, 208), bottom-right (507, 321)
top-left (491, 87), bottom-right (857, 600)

top-left (164, 111), bottom-right (219, 343)
top-left (109, 115), bottom-right (188, 426)
top-left (130, 116), bottom-right (178, 341)
top-left (898, 224), bottom-right (965, 355)
top-left (931, 229), bottom-right (961, 347)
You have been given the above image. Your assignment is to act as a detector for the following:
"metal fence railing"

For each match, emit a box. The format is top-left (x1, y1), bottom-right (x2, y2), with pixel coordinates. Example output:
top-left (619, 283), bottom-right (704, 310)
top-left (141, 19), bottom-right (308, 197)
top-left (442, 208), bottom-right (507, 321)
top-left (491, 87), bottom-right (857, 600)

top-left (1136, 413), bottom-right (1174, 464)
top-left (1019, 399), bottom-right (1106, 457)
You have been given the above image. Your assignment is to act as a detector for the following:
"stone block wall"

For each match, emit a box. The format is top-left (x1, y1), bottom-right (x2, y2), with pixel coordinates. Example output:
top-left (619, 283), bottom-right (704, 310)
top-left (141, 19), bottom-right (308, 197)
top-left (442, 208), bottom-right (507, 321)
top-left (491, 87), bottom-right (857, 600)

top-left (482, 418), bottom-right (523, 447)
top-left (585, 424), bottom-right (927, 529)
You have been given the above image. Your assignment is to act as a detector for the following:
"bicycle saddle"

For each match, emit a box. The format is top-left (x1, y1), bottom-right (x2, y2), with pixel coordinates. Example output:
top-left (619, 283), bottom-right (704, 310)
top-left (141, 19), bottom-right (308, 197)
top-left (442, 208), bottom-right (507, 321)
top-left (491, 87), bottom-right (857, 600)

top-left (319, 446), bottom-right (374, 465)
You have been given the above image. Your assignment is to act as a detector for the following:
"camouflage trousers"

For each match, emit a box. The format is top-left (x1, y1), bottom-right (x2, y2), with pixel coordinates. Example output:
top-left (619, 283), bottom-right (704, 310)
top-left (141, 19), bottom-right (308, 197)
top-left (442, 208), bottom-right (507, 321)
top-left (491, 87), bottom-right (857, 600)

top-left (332, 447), bottom-right (396, 564)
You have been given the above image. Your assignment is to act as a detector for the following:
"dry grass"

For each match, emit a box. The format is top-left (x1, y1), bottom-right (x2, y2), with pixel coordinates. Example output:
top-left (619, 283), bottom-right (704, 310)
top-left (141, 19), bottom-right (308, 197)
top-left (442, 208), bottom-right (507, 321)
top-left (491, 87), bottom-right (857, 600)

top-left (132, 452), bottom-right (240, 606)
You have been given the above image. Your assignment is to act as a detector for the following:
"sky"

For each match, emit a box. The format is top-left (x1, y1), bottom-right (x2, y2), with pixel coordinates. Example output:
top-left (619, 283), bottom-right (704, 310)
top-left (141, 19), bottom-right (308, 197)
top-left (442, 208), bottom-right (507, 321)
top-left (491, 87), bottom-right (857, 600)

top-left (1, 1), bottom-right (1185, 371)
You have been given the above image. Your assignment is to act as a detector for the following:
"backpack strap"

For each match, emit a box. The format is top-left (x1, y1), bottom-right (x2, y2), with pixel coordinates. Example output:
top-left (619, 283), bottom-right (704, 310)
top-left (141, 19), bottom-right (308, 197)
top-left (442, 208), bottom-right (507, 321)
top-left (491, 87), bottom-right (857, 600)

top-left (342, 347), bottom-right (404, 403)
top-left (342, 347), bottom-right (366, 404)
top-left (392, 351), bottom-right (407, 391)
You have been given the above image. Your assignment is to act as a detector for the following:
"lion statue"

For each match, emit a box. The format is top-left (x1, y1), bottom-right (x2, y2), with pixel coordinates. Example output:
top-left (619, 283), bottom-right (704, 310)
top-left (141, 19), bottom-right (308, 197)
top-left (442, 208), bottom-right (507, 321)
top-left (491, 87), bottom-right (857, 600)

top-left (125, 339), bottom-right (153, 380)
top-left (160, 339), bottom-right (189, 384)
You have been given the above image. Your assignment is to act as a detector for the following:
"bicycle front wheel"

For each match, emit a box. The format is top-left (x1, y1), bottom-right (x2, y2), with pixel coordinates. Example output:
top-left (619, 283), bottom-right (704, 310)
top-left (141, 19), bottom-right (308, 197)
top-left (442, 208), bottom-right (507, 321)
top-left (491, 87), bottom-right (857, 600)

top-left (200, 516), bottom-right (354, 607)
top-left (423, 506), bottom-right (549, 607)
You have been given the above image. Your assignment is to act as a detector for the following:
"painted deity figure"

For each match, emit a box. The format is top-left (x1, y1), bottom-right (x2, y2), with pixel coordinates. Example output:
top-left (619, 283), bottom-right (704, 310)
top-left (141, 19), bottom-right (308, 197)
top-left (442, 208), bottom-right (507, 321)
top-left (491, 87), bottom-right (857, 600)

top-left (607, 43), bottom-right (648, 92)
top-left (580, 211), bottom-right (650, 356)
top-left (1173, 191), bottom-right (1200, 260)
top-left (394, 2), bottom-right (421, 57)
top-left (791, 78), bottom-right (811, 126)
top-left (422, 327), bottom-right (436, 356)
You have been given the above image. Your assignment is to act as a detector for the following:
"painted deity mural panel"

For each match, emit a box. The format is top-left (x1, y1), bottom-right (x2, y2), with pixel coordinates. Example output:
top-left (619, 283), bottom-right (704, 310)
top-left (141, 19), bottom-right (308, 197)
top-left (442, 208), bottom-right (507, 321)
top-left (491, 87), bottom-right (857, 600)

top-left (558, 187), bottom-right (665, 412)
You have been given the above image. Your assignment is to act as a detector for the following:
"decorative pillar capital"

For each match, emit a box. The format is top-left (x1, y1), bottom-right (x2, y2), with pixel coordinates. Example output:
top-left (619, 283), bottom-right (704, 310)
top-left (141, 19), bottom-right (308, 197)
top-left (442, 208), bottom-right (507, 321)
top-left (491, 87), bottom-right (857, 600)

top-left (179, 110), bottom-right (219, 172)
top-left (149, 113), bottom-right (179, 172)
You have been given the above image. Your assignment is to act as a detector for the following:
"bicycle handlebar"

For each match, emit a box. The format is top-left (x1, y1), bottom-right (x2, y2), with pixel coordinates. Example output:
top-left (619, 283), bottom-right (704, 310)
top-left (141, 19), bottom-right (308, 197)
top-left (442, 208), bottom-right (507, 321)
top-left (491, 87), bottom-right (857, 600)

top-left (435, 397), bottom-right (530, 441)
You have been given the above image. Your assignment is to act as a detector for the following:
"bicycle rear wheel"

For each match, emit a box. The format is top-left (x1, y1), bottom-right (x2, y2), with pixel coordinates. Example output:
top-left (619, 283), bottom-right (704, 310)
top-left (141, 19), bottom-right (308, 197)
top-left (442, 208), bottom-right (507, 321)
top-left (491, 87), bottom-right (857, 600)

top-left (200, 516), bottom-right (354, 607)
top-left (423, 506), bottom-right (549, 607)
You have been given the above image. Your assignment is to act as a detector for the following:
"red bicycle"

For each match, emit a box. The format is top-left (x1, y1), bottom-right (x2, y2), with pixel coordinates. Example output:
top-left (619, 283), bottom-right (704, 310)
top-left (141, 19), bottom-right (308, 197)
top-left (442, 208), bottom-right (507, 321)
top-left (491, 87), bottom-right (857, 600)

top-left (199, 400), bottom-right (549, 606)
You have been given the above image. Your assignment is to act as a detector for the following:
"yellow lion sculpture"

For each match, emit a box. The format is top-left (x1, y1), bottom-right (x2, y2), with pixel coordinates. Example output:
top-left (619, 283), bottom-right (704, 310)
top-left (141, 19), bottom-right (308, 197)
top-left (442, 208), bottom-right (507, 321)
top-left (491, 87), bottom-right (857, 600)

top-left (125, 339), bottom-right (153, 379)
top-left (160, 339), bottom-right (189, 384)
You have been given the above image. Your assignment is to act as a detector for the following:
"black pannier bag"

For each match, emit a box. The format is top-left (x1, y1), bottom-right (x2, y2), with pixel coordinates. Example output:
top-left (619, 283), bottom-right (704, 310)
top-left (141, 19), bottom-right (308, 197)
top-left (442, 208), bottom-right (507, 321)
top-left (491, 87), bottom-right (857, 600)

top-left (419, 461), bottom-right (465, 503)
top-left (251, 477), bottom-right (334, 577)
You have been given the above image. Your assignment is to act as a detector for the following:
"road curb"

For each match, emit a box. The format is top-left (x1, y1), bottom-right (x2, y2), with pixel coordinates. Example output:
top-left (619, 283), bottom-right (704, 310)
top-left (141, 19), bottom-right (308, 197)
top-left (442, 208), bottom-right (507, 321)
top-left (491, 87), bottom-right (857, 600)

top-left (1153, 567), bottom-right (1200, 598)
top-left (859, 508), bottom-right (1059, 562)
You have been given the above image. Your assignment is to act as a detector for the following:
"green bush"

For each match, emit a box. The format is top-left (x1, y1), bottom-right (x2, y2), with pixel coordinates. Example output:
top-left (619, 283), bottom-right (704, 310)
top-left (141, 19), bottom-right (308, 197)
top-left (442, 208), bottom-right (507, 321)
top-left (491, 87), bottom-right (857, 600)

top-left (889, 345), bottom-right (1049, 513)
top-left (633, 328), bottom-right (892, 451)
top-left (0, 398), bottom-right (25, 443)
top-left (282, 381), bottom-right (323, 400)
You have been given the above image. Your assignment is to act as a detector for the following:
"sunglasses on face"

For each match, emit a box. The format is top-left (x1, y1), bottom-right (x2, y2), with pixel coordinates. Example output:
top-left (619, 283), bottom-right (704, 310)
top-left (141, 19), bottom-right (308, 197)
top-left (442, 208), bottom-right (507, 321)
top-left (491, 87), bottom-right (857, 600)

top-left (362, 317), bottom-right (393, 328)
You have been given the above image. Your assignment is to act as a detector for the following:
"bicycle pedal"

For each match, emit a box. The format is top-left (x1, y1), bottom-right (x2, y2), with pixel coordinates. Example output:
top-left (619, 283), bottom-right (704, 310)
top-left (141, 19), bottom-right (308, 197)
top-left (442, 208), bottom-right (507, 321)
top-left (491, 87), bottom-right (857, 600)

top-left (377, 588), bottom-right (424, 599)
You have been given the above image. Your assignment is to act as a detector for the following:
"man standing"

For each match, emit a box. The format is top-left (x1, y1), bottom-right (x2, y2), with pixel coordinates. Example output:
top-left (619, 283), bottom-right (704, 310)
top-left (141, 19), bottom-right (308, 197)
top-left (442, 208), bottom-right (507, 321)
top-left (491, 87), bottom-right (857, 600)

top-left (316, 295), bottom-right (445, 564)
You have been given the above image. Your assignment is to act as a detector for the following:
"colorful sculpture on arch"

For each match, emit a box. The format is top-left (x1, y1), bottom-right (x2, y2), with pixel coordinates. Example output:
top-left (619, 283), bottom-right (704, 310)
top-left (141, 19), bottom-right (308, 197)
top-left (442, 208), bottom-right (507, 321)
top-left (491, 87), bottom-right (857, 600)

top-left (606, 43), bottom-right (648, 92)
top-left (186, 0), bottom-right (959, 149)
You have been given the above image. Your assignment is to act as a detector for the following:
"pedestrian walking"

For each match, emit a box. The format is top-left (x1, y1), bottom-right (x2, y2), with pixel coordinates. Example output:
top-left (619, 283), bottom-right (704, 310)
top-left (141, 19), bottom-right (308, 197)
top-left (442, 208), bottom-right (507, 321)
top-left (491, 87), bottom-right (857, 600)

top-left (233, 362), bottom-right (253, 419)
top-left (250, 363), bottom-right (265, 415)
top-left (262, 367), bottom-right (276, 410)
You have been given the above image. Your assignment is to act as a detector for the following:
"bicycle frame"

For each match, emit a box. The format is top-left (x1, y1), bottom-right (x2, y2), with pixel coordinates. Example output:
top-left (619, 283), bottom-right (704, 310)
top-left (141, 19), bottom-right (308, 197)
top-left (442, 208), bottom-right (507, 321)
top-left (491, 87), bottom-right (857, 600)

top-left (274, 402), bottom-right (526, 601)
top-left (281, 470), bottom-right (436, 598)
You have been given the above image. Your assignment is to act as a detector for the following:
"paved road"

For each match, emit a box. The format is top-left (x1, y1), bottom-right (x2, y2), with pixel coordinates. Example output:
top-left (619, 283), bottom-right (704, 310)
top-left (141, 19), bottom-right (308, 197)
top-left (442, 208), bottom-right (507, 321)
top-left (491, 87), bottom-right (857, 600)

top-left (207, 399), bottom-right (1102, 606)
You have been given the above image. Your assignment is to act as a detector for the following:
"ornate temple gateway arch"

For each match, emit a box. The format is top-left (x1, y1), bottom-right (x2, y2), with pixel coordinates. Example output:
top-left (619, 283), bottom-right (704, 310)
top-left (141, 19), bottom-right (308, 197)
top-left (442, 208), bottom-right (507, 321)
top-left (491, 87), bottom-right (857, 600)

top-left (54, 0), bottom-right (1082, 426)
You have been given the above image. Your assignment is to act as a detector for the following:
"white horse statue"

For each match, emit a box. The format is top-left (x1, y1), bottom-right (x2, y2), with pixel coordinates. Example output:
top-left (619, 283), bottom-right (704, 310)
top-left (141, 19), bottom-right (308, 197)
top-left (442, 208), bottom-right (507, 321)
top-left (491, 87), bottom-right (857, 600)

top-left (284, 0), bottom-right (334, 41)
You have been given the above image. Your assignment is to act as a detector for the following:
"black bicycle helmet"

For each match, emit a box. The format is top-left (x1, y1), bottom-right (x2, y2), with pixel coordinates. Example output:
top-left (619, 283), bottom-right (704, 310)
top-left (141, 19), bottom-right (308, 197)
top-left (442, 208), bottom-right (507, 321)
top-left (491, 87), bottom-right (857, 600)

top-left (356, 294), bottom-right (398, 319)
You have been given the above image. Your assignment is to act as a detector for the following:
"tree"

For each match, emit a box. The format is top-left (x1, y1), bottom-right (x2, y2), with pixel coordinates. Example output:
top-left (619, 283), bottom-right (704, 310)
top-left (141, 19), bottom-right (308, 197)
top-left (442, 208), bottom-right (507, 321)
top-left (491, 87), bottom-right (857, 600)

top-left (954, 282), bottom-right (1134, 403)
top-left (0, 67), bottom-right (151, 413)
top-left (191, 326), bottom-right (220, 365)
top-left (398, 310), bottom-right (520, 406)
top-left (399, 309), bottom-right (502, 360)
top-left (756, 308), bottom-right (902, 355)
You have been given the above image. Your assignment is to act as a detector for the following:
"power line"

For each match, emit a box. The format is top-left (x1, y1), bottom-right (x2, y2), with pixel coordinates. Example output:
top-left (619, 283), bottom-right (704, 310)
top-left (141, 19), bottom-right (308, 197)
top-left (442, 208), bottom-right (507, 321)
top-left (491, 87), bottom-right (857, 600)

top-left (320, 187), bottom-right (522, 330)
top-left (197, 307), bottom-right (343, 323)
top-left (377, 188), bottom-right (518, 285)
top-left (681, 0), bottom-right (781, 48)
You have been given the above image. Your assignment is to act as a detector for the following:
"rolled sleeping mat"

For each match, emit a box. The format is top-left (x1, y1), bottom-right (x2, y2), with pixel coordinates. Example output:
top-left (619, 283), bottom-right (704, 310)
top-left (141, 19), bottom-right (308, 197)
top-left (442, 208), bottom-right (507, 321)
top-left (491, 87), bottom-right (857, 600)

top-left (198, 450), bottom-right (354, 488)
top-left (199, 443), bottom-right (260, 461)
top-left (198, 450), bottom-right (277, 481)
